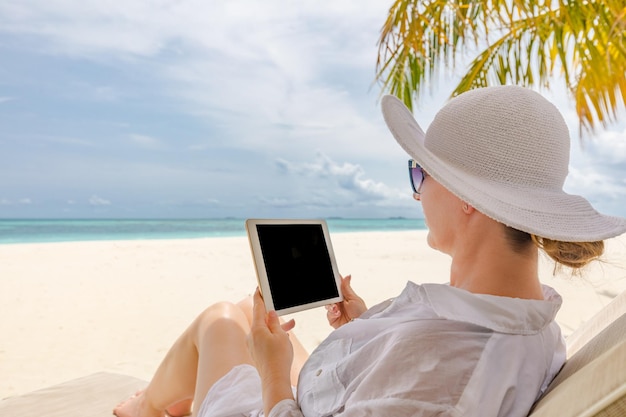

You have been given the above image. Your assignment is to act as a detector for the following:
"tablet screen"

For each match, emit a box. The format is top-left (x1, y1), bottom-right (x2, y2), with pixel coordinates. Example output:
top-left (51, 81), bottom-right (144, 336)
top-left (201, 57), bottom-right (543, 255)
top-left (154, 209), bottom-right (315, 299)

top-left (256, 223), bottom-right (340, 310)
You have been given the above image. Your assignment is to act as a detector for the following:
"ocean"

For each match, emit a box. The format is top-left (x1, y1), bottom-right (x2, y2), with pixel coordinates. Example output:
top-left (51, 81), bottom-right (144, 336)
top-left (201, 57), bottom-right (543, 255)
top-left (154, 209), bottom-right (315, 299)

top-left (0, 218), bottom-right (427, 245)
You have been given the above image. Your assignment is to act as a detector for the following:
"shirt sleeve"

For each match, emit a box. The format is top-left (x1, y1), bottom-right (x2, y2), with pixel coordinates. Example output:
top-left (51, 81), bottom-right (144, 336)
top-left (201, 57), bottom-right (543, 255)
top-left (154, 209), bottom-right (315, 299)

top-left (267, 399), bottom-right (305, 417)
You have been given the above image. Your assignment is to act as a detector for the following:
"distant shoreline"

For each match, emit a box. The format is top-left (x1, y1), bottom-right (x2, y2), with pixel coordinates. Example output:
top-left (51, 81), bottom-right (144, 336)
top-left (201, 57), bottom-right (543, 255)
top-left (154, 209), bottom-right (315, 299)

top-left (0, 218), bottom-right (427, 245)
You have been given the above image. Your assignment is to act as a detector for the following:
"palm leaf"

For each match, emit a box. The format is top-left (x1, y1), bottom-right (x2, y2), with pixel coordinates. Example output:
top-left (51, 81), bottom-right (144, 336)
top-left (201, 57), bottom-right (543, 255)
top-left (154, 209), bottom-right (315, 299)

top-left (376, 0), bottom-right (626, 135)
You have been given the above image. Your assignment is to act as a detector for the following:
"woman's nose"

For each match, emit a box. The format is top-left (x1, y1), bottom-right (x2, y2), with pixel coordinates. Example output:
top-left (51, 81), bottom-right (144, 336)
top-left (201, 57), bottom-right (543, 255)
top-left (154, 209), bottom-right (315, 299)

top-left (413, 192), bottom-right (421, 201)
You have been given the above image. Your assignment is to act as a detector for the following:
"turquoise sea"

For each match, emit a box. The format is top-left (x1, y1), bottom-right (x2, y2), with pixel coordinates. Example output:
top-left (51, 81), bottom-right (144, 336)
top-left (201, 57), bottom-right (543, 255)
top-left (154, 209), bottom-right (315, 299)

top-left (0, 218), bottom-right (427, 245)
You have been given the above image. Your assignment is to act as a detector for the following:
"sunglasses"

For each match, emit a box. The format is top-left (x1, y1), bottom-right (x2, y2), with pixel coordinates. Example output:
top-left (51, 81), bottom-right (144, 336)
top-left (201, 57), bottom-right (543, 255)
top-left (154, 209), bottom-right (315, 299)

top-left (408, 159), bottom-right (426, 194)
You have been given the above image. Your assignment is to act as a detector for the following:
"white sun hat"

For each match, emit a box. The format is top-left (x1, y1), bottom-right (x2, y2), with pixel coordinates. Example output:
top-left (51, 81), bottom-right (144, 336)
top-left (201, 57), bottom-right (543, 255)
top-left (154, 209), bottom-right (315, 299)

top-left (381, 85), bottom-right (626, 242)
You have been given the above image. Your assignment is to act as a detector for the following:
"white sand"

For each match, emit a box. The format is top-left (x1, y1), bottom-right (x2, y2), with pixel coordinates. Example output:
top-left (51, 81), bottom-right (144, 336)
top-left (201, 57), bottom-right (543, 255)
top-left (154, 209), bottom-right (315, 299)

top-left (1, 230), bottom-right (625, 399)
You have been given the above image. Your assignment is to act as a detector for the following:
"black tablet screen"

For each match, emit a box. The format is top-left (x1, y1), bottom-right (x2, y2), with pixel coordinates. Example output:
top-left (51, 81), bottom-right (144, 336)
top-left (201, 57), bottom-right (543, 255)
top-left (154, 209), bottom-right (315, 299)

top-left (256, 224), bottom-right (339, 310)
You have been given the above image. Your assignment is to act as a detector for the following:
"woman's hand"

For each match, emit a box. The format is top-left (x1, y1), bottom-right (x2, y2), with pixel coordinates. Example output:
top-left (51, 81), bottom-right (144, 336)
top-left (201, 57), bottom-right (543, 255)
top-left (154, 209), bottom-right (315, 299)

top-left (326, 275), bottom-right (367, 329)
top-left (248, 288), bottom-right (295, 415)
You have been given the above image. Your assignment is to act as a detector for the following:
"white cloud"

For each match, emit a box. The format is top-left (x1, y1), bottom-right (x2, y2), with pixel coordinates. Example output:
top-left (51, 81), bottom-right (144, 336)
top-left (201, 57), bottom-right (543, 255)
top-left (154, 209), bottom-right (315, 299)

top-left (129, 134), bottom-right (163, 149)
top-left (0, 198), bottom-right (32, 205)
top-left (0, 96), bottom-right (14, 103)
top-left (566, 165), bottom-right (626, 200)
top-left (0, 0), bottom-right (393, 162)
top-left (257, 195), bottom-right (337, 209)
top-left (41, 135), bottom-right (96, 147)
top-left (276, 152), bottom-right (408, 202)
top-left (93, 85), bottom-right (120, 101)
top-left (564, 122), bottom-right (626, 211)
top-left (1, 1), bottom-right (623, 219)
top-left (588, 127), bottom-right (626, 164)
top-left (0, 1), bottom-right (386, 62)
top-left (89, 195), bottom-right (111, 206)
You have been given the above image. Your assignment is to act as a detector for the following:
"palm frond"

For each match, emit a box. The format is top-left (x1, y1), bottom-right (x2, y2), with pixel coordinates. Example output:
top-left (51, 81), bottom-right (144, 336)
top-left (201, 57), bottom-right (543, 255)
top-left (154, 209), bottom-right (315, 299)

top-left (376, 0), bottom-right (626, 135)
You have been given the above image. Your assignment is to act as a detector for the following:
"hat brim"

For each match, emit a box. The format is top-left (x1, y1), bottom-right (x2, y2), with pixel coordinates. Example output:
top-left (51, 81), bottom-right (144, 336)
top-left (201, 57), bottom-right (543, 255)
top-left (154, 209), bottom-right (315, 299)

top-left (381, 95), bottom-right (626, 242)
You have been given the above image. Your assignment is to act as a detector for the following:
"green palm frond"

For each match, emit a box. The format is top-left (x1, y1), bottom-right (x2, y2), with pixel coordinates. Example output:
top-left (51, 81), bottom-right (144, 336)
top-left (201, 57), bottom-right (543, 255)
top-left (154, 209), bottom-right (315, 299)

top-left (376, 0), bottom-right (626, 134)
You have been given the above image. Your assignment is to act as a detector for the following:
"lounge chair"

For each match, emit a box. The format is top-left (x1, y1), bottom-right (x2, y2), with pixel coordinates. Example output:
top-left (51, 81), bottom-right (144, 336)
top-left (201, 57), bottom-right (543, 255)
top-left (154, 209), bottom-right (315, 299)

top-left (0, 372), bottom-right (146, 417)
top-left (529, 289), bottom-right (626, 416)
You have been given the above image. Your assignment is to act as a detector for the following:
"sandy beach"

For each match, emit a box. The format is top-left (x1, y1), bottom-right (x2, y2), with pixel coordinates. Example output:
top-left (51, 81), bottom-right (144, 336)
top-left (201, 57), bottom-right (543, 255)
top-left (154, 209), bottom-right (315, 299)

top-left (1, 230), bottom-right (625, 400)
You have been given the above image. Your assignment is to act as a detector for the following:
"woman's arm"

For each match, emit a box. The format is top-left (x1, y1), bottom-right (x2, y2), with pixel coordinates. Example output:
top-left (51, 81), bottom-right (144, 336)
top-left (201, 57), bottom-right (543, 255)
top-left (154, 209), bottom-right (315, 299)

top-left (248, 289), bottom-right (297, 415)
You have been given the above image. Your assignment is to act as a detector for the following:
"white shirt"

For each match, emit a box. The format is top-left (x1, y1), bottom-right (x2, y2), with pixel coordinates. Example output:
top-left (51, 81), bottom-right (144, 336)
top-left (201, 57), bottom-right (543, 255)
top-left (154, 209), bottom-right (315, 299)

top-left (271, 282), bottom-right (565, 417)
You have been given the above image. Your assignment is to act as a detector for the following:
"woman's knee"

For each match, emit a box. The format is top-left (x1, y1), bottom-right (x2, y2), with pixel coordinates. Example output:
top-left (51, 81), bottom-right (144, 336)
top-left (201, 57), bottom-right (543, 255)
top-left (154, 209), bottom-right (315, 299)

top-left (194, 301), bottom-right (249, 333)
top-left (236, 296), bottom-right (254, 324)
top-left (189, 301), bottom-right (251, 351)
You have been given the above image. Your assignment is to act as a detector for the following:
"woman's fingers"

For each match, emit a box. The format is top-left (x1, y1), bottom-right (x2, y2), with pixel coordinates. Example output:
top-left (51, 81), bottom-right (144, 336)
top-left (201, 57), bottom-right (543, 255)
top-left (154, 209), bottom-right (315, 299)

top-left (253, 288), bottom-right (294, 333)
top-left (341, 274), bottom-right (356, 297)
top-left (266, 310), bottom-right (283, 332)
top-left (251, 288), bottom-right (268, 327)
top-left (325, 303), bottom-right (341, 317)
top-left (280, 318), bottom-right (296, 333)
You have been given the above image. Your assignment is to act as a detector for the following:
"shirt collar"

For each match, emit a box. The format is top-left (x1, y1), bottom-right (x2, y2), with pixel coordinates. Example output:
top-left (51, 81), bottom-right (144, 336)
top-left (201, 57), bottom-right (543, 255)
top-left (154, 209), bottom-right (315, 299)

top-left (418, 282), bottom-right (562, 335)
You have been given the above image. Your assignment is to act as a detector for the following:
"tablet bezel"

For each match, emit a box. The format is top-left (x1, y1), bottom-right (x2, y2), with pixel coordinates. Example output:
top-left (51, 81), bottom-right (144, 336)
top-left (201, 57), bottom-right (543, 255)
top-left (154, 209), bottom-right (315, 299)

top-left (245, 218), bottom-right (343, 316)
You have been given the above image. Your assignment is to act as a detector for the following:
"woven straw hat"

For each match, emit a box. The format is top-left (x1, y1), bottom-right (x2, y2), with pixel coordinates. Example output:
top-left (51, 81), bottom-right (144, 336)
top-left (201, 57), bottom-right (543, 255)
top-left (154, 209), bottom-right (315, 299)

top-left (381, 85), bottom-right (626, 242)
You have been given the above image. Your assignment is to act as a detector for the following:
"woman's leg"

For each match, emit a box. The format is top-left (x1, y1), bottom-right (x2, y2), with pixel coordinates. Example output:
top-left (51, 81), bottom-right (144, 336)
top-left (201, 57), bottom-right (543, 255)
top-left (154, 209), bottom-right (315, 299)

top-left (113, 301), bottom-right (254, 417)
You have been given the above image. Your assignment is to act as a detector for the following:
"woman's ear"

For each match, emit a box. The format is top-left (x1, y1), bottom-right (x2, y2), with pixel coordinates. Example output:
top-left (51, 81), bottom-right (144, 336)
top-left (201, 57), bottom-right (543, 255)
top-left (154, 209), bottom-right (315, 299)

top-left (462, 202), bottom-right (474, 214)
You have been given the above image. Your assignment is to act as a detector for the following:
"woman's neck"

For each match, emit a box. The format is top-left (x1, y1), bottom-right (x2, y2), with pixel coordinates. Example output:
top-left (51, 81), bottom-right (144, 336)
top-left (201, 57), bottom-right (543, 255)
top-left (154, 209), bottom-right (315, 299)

top-left (449, 225), bottom-right (544, 300)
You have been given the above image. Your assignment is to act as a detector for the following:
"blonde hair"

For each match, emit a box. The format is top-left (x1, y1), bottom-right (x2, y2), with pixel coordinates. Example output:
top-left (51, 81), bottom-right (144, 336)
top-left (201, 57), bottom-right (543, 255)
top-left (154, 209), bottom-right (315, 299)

top-left (503, 226), bottom-right (605, 272)
top-left (531, 235), bottom-right (604, 270)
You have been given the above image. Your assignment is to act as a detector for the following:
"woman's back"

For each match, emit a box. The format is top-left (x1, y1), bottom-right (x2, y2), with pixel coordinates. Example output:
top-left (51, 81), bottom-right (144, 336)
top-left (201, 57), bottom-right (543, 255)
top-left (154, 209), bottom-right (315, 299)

top-left (295, 282), bottom-right (565, 417)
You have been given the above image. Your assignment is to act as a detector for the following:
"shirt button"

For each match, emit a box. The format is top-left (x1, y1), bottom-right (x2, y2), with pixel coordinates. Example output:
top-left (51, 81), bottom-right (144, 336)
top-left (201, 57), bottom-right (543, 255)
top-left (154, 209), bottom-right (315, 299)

top-left (315, 369), bottom-right (322, 376)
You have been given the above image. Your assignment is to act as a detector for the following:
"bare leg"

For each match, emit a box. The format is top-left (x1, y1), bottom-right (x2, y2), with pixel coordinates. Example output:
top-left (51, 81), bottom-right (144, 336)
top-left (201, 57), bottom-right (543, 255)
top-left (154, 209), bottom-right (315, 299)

top-left (235, 296), bottom-right (309, 385)
top-left (113, 301), bottom-right (254, 417)
top-left (190, 302), bottom-right (255, 415)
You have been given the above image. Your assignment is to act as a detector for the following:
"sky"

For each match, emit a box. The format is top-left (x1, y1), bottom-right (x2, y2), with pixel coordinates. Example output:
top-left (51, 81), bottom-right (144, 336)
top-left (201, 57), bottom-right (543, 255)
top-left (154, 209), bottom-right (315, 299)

top-left (0, 1), bottom-right (625, 219)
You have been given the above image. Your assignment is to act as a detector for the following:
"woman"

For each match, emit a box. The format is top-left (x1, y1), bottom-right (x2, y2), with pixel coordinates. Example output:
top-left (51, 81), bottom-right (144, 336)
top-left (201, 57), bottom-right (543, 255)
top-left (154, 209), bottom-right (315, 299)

top-left (114, 86), bottom-right (626, 417)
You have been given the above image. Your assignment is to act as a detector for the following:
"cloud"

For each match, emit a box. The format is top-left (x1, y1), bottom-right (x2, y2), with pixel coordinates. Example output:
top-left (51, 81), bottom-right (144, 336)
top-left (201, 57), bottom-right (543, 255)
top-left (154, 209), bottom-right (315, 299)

top-left (566, 165), bottom-right (626, 199)
top-left (275, 152), bottom-right (408, 203)
top-left (41, 135), bottom-right (96, 147)
top-left (256, 195), bottom-right (339, 210)
top-left (93, 85), bottom-right (122, 102)
top-left (89, 195), bottom-right (111, 206)
top-left (128, 134), bottom-right (163, 149)
top-left (564, 163), bottom-right (626, 217)
top-left (177, 198), bottom-right (222, 207)
top-left (0, 198), bottom-right (32, 205)
top-left (1, 1), bottom-right (623, 219)
top-left (0, 0), bottom-right (393, 161)
top-left (564, 123), bottom-right (626, 211)
top-left (588, 127), bottom-right (626, 164)
top-left (0, 1), bottom-right (386, 57)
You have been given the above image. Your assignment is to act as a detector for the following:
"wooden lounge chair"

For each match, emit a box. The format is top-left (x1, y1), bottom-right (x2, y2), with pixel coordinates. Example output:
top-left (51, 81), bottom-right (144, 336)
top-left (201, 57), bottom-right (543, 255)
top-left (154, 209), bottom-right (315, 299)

top-left (0, 372), bottom-right (147, 417)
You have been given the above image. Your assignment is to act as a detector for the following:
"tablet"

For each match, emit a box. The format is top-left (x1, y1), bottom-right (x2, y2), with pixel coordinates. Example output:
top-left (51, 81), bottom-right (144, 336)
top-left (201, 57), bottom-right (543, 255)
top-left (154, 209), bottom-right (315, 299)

top-left (246, 219), bottom-right (343, 315)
